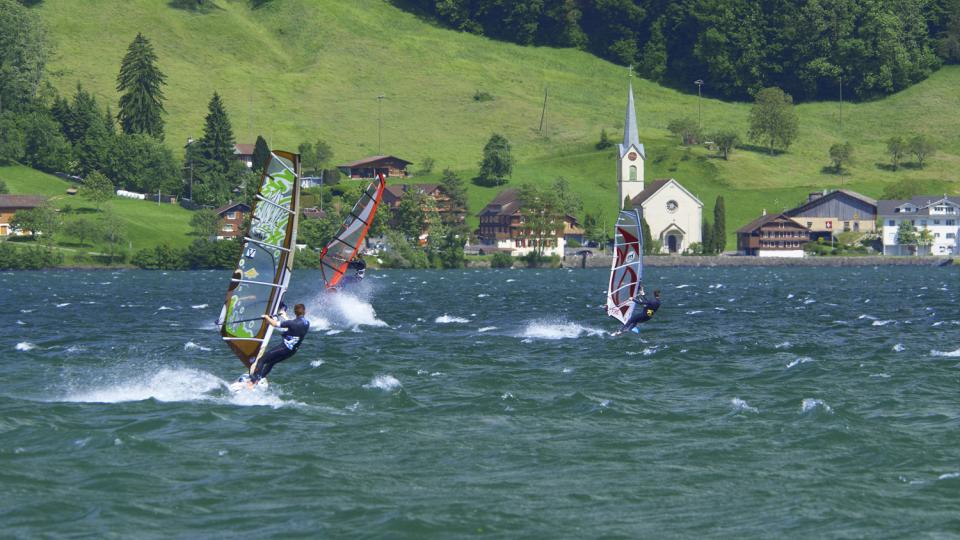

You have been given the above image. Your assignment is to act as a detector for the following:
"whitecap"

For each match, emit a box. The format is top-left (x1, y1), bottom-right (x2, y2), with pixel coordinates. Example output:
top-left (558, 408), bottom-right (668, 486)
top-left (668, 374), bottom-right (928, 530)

top-left (308, 292), bottom-right (386, 330)
top-left (858, 314), bottom-right (878, 320)
top-left (16, 320), bottom-right (25, 326)
top-left (20, 309), bottom-right (34, 313)
top-left (786, 356), bottom-right (814, 369)
top-left (731, 397), bottom-right (758, 414)
top-left (184, 341), bottom-right (212, 352)
top-left (325, 329), bottom-right (342, 336)
top-left (774, 341), bottom-right (792, 349)
top-left (930, 349), bottom-right (960, 358)
top-left (562, 367), bottom-right (573, 374)
top-left (803, 298), bottom-right (816, 305)
top-left (892, 343), bottom-right (905, 352)
top-left (346, 401), bottom-right (360, 412)
top-left (870, 373), bottom-right (891, 378)
top-left (787, 293), bottom-right (795, 299)
top-left (477, 293), bottom-right (489, 298)
top-left (363, 374), bottom-right (401, 391)
top-left (310, 359), bottom-right (324, 367)
top-left (478, 326), bottom-right (497, 333)
top-left (15, 342), bottom-right (35, 352)
top-left (872, 320), bottom-right (894, 326)
top-left (191, 304), bottom-right (208, 309)
top-left (56, 303), bottom-right (70, 308)
top-left (675, 284), bottom-right (692, 289)
top-left (506, 279), bottom-right (516, 283)
top-left (685, 310), bottom-right (703, 315)
top-left (937, 472), bottom-right (960, 481)
top-left (800, 398), bottom-right (833, 414)
top-left (435, 314), bottom-right (470, 324)
top-left (519, 321), bottom-right (604, 340)
top-left (157, 306), bottom-right (173, 311)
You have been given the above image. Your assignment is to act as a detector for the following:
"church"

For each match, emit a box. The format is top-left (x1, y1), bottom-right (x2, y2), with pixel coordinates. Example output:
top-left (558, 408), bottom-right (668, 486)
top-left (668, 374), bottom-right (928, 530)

top-left (617, 81), bottom-right (703, 254)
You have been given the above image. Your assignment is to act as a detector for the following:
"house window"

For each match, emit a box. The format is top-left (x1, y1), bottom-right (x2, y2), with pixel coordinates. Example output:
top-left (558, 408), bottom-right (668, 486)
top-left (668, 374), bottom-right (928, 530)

top-left (920, 220), bottom-right (927, 226)
top-left (807, 221), bottom-right (812, 228)
top-left (222, 224), bottom-right (234, 232)
top-left (629, 165), bottom-right (638, 181)
top-left (947, 220), bottom-right (956, 226)
top-left (843, 222), bottom-right (850, 231)
top-left (934, 220), bottom-right (941, 225)
top-left (888, 220), bottom-right (895, 226)
top-left (226, 211), bottom-right (237, 220)
top-left (934, 233), bottom-right (940, 238)
top-left (947, 233), bottom-right (956, 239)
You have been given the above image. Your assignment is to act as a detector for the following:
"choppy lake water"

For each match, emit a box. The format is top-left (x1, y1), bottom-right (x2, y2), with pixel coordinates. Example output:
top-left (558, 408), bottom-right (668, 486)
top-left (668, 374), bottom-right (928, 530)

top-left (1, 266), bottom-right (958, 537)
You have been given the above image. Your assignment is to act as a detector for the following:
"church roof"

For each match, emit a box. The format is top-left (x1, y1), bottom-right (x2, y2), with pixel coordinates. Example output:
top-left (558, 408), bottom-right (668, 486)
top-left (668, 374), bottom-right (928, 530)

top-left (630, 179), bottom-right (703, 208)
top-left (618, 82), bottom-right (645, 159)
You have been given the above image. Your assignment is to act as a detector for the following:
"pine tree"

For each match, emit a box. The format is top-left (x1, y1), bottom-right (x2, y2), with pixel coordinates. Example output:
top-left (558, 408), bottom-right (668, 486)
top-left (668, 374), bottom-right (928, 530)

top-left (197, 92), bottom-right (236, 174)
top-left (116, 33), bottom-right (166, 139)
top-left (252, 135), bottom-right (270, 172)
top-left (713, 196), bottom-right (726, 253)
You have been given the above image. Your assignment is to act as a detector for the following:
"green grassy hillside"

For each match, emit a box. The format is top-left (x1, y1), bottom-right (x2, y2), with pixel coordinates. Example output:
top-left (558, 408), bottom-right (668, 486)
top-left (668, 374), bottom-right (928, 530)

top-left (31, 0), bottom-right (960, 243)
top-left (1, 165), bottom-right (194, 263)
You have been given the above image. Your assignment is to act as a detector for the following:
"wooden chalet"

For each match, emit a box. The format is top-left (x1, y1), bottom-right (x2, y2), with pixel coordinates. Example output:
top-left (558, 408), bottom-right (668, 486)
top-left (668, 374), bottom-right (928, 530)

top-left (476, 189), bottom-right (575, 256)
top-left (338, 155), bottom-right (412, 180)
top-left (214, 202), bottom-right (251, 240)
top-left (234, 144), bottom-right (256, 169)
top-left (0, 195), bottom-right (48, 236)
top-left (785, 189), bottom-right (877, 240)
top-left (736, 211), bottom-right (810, 257)
top-left (382, 184), bottom-right (465, 226)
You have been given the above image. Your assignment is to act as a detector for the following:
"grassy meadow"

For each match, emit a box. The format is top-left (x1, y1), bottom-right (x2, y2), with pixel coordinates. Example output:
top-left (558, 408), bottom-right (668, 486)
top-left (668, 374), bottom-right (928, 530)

top-left (1, 165), bottom-right (194, 264)
top-left (20, 0), bottom-right (960, 245)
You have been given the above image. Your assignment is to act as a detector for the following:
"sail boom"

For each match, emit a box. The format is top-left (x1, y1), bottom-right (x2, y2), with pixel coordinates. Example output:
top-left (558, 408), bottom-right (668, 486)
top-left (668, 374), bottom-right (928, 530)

top-left (255, 194), bottom-right (296, 215)
top-left (230, 278), bottom-right (288, 289)
top-left (243, 237), bottom-right (291, 253)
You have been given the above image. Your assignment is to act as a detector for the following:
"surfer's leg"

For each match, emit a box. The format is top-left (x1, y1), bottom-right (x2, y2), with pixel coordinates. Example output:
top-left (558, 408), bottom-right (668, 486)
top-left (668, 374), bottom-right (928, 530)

top-left (256, 348), bottom-right (295, 380)
top-left (252, 346), bottom-right (286, 382)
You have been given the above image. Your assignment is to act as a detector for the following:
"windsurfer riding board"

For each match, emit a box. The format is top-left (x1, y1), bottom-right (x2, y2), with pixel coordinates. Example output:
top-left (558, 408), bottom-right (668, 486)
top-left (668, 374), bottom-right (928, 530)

top-left (611, 286), bottom-right (661, 336)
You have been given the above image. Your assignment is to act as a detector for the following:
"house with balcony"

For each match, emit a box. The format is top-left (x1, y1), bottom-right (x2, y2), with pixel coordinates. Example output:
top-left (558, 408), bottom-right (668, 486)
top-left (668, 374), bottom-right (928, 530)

top-left (214, 202), bottom-right (250, 240)
top-left (785, 189), bottom-right (877, 241)
top-left (476, 189), bottom-right (577, 257)
top-left (337, 155), bottom-right (412, 180)
top-left (0, 195), bottom-right (48, 236)
top-left (879, 195), bottom-right (959, 256)
top-left (736, 211), bottom-right (811, 257)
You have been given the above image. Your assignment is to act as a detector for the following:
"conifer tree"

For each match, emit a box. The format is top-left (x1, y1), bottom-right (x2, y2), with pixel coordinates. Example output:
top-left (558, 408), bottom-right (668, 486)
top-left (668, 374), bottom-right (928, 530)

top-left (252, 135), bottom-right (270, 173)
top-left (641, 216), bottom-right (654, 255)
top-left (116, 33), bottom-right (166, 139)
top-left (713, 196), bottom-right (726, 253)
top-left (702, 219), bottom-right (714, 255)
top-left (196, 92), bottom-right (236, 173)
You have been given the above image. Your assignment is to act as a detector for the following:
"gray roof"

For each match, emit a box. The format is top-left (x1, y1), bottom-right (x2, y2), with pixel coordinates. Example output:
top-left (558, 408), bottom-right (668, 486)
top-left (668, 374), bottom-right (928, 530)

top-left (785, 189), bottom-right (877, 216)
top-left (618, 82), bottom-right (645, 160)
top-left (0, 195), bottom-right (47, 209)
top-left (877, 195), bottom-right (960, 217)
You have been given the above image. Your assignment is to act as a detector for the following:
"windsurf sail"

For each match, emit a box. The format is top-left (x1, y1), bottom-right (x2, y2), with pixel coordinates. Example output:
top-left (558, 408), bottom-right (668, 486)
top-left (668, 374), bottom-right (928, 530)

top-left (218, 151), bottom-right (301, 368)
top-left (319, 173), bottom-right (386, 289)
top-left (607, 209), bottom-right (644, 324)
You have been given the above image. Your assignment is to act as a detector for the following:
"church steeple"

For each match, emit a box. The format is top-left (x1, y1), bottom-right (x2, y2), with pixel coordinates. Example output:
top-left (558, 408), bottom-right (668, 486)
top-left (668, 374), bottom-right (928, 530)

top-left (617, 74), bottom-right (645, 208)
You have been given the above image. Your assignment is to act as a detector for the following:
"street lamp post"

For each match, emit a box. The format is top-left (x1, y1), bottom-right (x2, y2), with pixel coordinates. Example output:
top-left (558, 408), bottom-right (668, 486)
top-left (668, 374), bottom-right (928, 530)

top-left (694, 79), bottom-right (704, 131)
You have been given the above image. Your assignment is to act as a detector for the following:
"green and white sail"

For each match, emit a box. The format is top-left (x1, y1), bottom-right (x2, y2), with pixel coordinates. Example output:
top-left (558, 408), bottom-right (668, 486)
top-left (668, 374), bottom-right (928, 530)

top-left (218, 151), bottom-right (301, 368)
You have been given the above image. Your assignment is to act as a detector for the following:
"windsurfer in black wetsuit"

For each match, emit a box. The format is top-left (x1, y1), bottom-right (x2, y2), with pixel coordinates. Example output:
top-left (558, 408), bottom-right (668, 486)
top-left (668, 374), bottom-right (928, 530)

top-left (612, 287), bottom-right (661, 336)
top-left (340, 257), bottom-right (366, 288)
top-left (248, 303), bottom-right (310, 386)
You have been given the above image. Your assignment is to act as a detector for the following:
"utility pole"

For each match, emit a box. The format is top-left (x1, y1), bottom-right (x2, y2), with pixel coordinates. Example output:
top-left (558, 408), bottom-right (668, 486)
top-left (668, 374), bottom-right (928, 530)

top-left (839, 71), bottom-right (843, 133)
top-left (694, 79), bottom-right (704, 131)
top-left (377, 94), bottom-right (385, 154)
top-left (538, 86), bottom-right (548, 136)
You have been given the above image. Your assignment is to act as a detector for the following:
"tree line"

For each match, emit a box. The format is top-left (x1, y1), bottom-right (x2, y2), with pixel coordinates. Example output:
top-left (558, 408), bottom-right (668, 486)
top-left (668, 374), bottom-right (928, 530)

top-left (401, 0), bottom-right (960, 101)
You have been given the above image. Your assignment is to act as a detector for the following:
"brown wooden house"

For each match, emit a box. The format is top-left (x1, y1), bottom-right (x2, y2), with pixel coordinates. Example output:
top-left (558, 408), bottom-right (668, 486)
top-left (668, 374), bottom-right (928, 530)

top-left (736, 211), bottom-right (810, 257)
top-left (234, 143), bottom-right (256, 169)
top-left (0, 195), bottom-right (48, 236)
top-left (382, 183), bottom-right (465, 227)
top-left (214, 202), bottom-right (251, 240)
top-left (476, 189), bottom-right (575, 256)
top-left (338, 155), bottom-right (412, 179)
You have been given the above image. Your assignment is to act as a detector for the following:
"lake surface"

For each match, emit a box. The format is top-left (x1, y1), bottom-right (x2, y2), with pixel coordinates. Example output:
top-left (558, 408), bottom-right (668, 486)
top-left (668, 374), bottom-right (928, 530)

top-left (1, 266), bottom-right (958, 538)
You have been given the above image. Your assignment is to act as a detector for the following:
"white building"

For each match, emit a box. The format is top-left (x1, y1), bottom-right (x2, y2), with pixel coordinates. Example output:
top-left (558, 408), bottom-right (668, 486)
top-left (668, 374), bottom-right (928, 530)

top-left (617, 80), bottom-right (703, 254)
top-left (879, 196), bottom-right (959, 256)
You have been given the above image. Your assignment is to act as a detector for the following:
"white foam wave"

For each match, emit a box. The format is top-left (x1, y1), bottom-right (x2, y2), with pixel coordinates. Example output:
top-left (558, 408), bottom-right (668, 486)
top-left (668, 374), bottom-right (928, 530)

top-left (310, 359), bottom-right (324, 367)
top-left (15, 342), bottom-right (35, 351)
top-left (20, 309), bottom-right (34, 313)
top-left (309, 291), bottom-right (386, 330)
top-left (675, 284), bottom-right (692, 289)
top-left (685, 310), bottom-right (703, 315)
top-left (363, 374), bottom-right (401, 391)
top-left (787, 293), bottom-right (794, 299)
top-left (477, 293), bottom-right (489, 298)
top-left (325, 329), bottom-right (342, 335)
top-left (519, 321), bottom-right (604, 340)
top-left (858, 314), bottom-right (877, 320)
top-left (56, 303), bottom-right (70, 308)
top-left (731, 397), bottom-right (758, 414)
top-left (184, 341), bottom-right (212, 352)
top-left (892, 343), bottom-right (905, 352)
top-left (157, 306), bottom-right (173, 311)
top-left (803, 298), bottom-right (816, 305)
top-left (786, 357), bottom-right (815, 369)
top-left (436, 314), bottom-right (470, 324)
top-left (774, 341), bottom-right (792, 349)
top-left (16, 320), bottom-right (25, 325)
top-left (938, 472), bottom-right (960, 481)
top-left (930, 348), bottom-right (960, 358)
top-left (872, 320), bottom-right (895, 326)
top-left (800, 398), bottom-right (833, 414)
top-left (506, 279), bottom-right (516, 283)
top-left (191, 304), bottom-right (208, 309)
top-left (478, 326), bottom-right (497, 333)
top-left (62, 368), bottom-right (292, 408)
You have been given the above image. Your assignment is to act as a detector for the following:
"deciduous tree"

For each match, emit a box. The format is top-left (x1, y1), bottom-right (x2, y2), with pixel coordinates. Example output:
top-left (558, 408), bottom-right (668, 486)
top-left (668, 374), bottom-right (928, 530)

top-left (82, 170), bottom-right (114, 210)
top-left (712, 131), bottom-right (739, 160)
top-left (475, 133), bottom-right (513, 186)
top-left (828, 141), bottom-right (853, 173)
top-left (908, 135), bottom-right (936, 168)
top-left (748, 87), bottom-right (798, 154)
top-left (886, 136), bottom-right (906, 170)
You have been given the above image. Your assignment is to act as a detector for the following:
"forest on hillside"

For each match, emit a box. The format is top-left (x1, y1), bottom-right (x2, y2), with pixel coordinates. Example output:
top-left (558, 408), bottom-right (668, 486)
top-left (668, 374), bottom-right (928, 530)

top-left (398, 0), bottom-right (960, 101)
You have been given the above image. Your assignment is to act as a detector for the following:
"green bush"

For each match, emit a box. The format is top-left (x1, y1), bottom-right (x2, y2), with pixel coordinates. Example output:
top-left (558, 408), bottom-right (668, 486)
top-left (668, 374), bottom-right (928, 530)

top-left (0, 243), bottom-right (64, 269)
top-left (490, 252), bottom-right (513, 268)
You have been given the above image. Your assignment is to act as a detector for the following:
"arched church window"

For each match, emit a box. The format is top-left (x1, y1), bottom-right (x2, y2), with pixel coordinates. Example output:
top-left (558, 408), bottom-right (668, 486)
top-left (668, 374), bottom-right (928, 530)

top-left (629, 165), bottom-right (637, 181)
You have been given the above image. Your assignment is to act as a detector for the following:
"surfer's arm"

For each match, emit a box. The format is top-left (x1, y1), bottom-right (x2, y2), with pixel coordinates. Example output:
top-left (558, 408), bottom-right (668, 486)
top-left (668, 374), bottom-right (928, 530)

top-left (261, 314), bottom-right (281, 327)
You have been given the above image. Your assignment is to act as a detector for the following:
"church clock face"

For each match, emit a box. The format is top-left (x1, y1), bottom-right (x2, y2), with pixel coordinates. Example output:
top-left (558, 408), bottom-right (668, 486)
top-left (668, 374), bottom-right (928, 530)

top-left (627, 152), bottom-right (638, 161)
top-left (666, 200), bottom-right (678, 213)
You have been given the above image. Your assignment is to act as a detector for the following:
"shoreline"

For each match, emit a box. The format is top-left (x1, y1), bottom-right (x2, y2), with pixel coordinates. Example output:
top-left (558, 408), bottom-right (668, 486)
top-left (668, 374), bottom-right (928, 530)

top-left (559, 254), bottom-right (956, 268)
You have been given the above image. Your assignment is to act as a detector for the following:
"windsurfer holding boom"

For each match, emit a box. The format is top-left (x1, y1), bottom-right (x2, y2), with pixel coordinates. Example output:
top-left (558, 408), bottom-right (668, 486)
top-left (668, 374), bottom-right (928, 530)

top-left (612, 286), bottom-right (661, 336)
top-left (247, 303), bottom-right (310, 387)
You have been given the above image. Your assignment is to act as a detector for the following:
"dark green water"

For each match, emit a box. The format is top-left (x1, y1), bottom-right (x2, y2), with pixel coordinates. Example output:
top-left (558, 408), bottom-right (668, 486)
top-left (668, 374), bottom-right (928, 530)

top-left (1, 267), bottom-right (958, 538)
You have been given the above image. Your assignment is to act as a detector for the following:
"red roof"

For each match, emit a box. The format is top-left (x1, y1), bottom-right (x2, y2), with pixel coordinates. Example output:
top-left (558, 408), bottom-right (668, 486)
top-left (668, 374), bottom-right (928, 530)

top-left (234, 144), bottom-right (255, 156)
top-left (383, 183), bottom-right (440, 203)
top-left (0, 195), bottom-right (48, 210)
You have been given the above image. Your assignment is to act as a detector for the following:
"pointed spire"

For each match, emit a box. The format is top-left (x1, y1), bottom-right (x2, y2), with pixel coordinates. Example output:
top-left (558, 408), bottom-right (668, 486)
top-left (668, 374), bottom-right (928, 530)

top-left (623, 82), bottom-right (640, 150)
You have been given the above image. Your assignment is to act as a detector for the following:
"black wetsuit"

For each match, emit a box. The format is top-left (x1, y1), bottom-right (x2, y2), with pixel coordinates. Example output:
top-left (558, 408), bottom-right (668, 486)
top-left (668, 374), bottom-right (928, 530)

top-left (619, 295), bottom-right (661, 333)
top-left (251, 316), bottom-right (310, 382)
